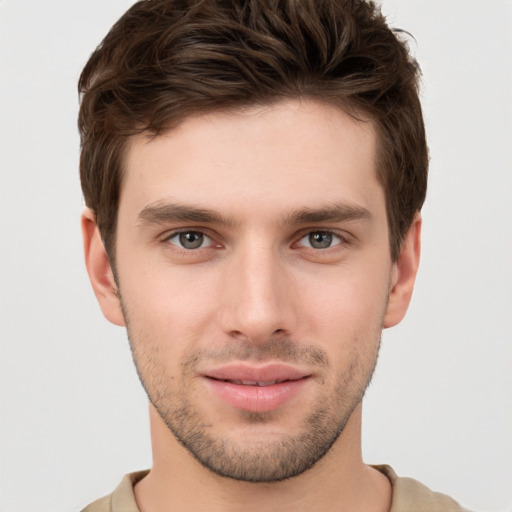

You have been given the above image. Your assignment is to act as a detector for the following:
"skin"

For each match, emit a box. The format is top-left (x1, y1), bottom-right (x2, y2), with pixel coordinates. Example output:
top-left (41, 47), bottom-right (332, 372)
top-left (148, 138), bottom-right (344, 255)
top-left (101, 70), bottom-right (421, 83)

top-left (83, 99), bottom-right (421, 512)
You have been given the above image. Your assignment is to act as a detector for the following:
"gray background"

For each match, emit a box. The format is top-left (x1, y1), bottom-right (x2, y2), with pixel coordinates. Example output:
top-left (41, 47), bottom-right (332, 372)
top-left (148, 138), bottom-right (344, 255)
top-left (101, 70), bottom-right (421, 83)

top-left (1, 1), bottom-right (511, 511)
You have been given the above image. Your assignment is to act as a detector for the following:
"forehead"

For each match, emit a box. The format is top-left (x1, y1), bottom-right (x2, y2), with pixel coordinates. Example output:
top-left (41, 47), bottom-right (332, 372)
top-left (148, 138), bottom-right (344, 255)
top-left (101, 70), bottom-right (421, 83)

top-left (120, 99), bottom-right (381, 219)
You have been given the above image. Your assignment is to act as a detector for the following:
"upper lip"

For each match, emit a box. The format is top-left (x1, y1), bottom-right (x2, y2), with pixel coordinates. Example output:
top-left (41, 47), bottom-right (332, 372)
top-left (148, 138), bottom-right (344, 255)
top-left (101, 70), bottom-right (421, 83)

top-left (203, 363), bottom-right (310, 384)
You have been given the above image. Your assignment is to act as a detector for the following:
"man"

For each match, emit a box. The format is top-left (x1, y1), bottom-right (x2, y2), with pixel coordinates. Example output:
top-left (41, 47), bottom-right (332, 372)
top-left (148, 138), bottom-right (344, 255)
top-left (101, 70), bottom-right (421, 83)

top-left (79, 1), bottom-right (467, 510)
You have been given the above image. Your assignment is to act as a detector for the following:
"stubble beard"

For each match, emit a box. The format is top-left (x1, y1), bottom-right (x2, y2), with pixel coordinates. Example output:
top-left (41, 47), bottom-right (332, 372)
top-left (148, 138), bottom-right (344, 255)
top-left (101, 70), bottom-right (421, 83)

top-left (124, 315), bottom-right (382, 483)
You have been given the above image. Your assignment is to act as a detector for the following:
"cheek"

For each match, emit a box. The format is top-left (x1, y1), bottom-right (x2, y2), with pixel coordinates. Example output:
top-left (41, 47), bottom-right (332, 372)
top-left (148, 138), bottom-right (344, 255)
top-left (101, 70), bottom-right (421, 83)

top-left (305, 258), bottom-right (390, 305)
top-left (298, 267), bottom-right (390, 346)
top-left (118, 260), bottom-right (221, 350)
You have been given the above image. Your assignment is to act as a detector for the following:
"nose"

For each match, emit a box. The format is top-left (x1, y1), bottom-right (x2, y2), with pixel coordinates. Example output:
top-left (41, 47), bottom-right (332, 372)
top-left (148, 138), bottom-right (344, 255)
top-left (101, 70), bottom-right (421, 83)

top-left (219, 239), bottom-right (296, 344)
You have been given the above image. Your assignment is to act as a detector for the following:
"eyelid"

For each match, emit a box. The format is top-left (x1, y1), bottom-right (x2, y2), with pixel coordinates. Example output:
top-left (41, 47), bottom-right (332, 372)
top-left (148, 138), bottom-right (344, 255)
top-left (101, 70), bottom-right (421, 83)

top-left (158, 227), bottom-right (351, 252)
top-left (293, 228), bottom-right (349, 247)
top-left (161, 228), bottom-right (222, 249)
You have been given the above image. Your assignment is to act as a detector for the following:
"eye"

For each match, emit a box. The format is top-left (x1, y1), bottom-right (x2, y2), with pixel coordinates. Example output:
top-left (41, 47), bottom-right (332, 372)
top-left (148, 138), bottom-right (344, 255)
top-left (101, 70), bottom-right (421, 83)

top-left (297, 231), bottom-right (343, 249)
top-left (166, 231), bottom-right (213, 250)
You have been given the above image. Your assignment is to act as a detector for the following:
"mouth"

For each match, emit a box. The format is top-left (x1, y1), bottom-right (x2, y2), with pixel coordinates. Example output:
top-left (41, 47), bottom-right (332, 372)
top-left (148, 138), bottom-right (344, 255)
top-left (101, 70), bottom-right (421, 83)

top-left (211, 377), bottom-right (301, 387)
top-left (202, 364), bottom-right (311, 413)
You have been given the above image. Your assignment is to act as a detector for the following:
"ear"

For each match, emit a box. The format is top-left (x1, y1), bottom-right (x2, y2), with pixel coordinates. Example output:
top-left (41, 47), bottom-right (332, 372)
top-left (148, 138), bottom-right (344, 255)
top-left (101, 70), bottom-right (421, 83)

top-left (81, 208), bottom-right (125, 326)
top-left (383, 213), bottom-right (422, 328)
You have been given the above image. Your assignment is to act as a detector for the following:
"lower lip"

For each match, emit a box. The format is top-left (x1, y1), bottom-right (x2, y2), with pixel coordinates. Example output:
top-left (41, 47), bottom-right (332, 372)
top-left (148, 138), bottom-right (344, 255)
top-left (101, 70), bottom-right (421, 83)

top-left (204, 377), bottom-right (309, 413)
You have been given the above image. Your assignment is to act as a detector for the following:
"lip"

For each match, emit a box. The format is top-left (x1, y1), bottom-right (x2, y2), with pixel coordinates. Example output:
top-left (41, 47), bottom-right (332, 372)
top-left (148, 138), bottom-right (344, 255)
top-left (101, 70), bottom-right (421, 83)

top-left (202, 363), bottom-right (311, 413)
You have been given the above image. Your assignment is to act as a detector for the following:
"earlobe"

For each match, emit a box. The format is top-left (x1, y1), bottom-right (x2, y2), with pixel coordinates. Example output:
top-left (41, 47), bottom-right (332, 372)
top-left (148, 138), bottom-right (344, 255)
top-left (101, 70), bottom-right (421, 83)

top-left (81, 208), bottom-right (125, 327)
top-left (383, 213), bottom-right (422, 328)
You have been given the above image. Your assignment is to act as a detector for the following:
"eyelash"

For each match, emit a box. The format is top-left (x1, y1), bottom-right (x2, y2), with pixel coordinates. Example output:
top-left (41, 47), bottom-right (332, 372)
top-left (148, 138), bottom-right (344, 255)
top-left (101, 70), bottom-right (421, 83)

top-left (162, 229), bottom-right (219, 251)
top-left (161, 228), bottom-right (349, 253)
top-left (294, 230), bottom-right (346, 250)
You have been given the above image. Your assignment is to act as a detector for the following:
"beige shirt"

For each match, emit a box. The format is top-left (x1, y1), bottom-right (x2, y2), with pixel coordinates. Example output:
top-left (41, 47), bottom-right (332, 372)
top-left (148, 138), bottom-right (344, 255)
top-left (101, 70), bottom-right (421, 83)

top-left (82, 465), bottom-right (468, 512)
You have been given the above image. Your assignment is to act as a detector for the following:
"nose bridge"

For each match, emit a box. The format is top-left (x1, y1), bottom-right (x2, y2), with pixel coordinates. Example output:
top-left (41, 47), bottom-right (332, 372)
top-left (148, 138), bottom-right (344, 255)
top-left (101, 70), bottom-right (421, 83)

top-left (220, 235), bottom-right (293, 342)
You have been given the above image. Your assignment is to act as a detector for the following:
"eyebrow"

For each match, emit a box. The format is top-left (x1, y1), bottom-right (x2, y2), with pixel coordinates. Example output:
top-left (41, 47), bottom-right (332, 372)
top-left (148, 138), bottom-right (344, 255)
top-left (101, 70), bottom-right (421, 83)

top-left (136, 201), bottom-right (372, 227)
top-left (137, 202), bottom-right (238, 227)
top-left (282, 203), bottom-right (372, 225)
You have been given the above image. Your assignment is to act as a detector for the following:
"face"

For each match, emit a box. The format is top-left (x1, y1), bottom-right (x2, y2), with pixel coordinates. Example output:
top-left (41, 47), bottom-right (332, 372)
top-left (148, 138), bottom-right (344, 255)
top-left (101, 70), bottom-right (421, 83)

top-left (91, 100), bottom-right (409, 482)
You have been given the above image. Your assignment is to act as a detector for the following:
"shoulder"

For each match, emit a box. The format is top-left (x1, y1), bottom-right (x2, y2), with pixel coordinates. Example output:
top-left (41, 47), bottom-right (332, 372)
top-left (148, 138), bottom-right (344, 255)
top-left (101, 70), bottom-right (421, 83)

top-left (80, 471), bottom-right (149, 512)
top-left (81, 495), bottom-right (111, 512)
top-left (373, 465), bottom-right (471, 512)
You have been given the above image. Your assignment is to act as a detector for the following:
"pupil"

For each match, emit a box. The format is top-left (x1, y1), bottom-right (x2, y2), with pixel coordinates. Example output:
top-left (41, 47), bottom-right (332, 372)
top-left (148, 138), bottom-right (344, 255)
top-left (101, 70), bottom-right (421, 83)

top-left (309, 232), bottom-right (332, 249)
top-left (180, 232), bottom-right (203, 249)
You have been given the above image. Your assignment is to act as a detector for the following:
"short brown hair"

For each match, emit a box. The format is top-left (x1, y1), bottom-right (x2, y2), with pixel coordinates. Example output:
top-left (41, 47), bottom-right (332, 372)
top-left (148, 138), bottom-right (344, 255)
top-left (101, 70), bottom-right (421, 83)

top-left (78, 0), bottom-right (428, 262)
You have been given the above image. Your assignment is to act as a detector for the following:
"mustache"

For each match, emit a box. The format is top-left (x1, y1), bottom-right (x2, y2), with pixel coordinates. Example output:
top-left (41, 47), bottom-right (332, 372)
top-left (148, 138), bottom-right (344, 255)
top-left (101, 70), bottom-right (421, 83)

top-left (182, 338), bottom-right (329, 370)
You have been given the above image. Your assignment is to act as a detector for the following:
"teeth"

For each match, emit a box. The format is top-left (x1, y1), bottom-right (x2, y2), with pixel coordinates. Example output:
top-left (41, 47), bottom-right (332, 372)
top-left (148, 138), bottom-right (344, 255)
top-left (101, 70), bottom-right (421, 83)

top-left (228, 379), bottom-right (279, 386)
top-left (258, 380), bottom-right (277, 387)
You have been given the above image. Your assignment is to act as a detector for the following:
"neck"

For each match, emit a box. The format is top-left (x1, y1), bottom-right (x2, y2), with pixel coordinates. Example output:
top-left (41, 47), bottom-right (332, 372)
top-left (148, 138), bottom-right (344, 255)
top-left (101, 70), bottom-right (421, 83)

top-left (134, 404), bottom-right (391, 512)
